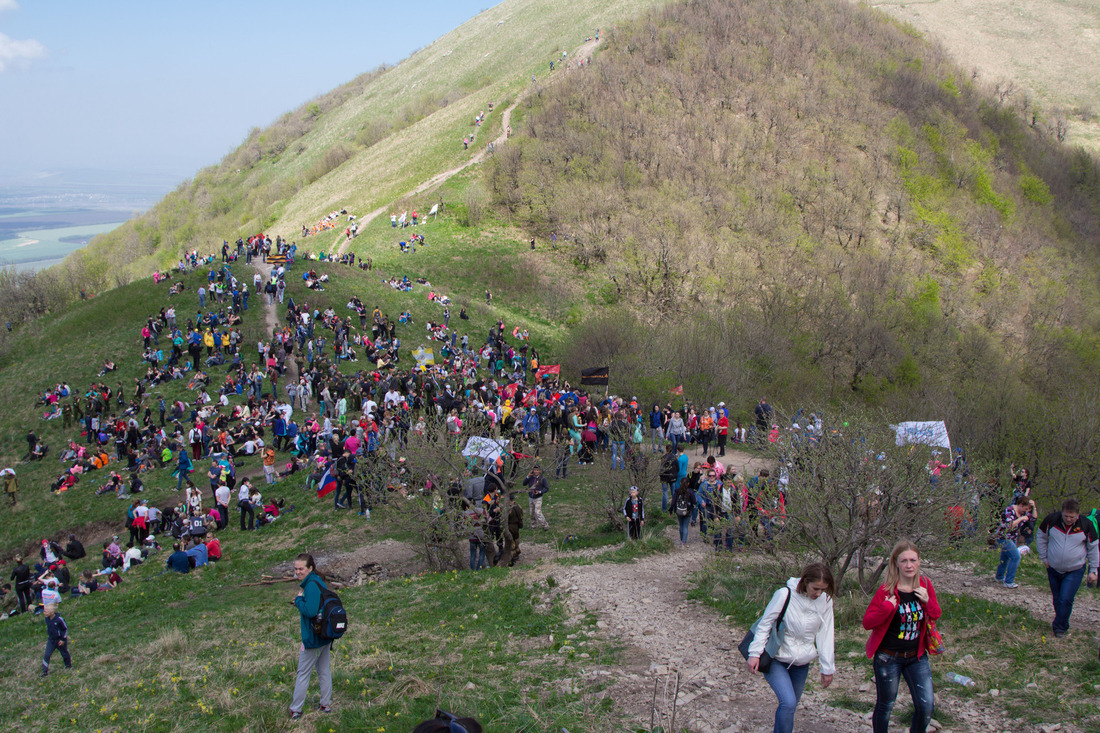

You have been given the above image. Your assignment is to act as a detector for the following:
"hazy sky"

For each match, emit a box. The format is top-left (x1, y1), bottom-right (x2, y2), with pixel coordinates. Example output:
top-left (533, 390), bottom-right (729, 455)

top-left (0, 0), bottom-right (492, 186)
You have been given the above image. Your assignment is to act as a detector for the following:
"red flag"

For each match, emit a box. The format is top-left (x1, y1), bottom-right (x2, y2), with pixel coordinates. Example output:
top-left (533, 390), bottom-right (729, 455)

top-left (536, 364), bottom-right (560, 379)
top-left (670, 385), bottom-right (684, 395)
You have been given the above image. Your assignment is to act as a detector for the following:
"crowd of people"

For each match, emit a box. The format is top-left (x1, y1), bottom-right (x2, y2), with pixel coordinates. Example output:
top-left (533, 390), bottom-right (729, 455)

top-left (5, 204), bottom-right (1098, 728)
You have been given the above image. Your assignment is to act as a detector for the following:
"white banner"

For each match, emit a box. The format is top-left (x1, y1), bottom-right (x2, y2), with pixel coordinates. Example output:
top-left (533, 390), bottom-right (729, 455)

top-left (462, 436), bottom-right (511, 461)
top-left (891, 420), bottom-right (951, 453)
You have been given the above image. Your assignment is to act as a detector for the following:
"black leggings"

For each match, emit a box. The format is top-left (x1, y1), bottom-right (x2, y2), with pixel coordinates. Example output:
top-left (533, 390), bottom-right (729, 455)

top-left (15, 585), bottom-right (33, 612)
top-left (239, 503), bottom-right (254, 531)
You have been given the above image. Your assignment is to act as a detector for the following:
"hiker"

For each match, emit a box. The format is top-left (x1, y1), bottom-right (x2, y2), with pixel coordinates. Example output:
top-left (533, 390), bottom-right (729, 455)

top-left (995, 495), bottom-right (1037, 589)
top-left (746, 563), bottom-right (835, 733)
top-left (1036, 498), bottom-right (1098, 637)
top-left (10, 555), bottom-right (32, 613)
top-left (670, 479), bottom-right (695, 546)
top-left (863, 540), bottom-right (941, 733)
top-left (289, 553), bottom-right (333, 719)
top-left (622, 485), bottom-right (645, 540)
top-left (522, 465), bottom-right (550, 530)
top-left (499, 492), bottom-right (523, 567)
top-left (2, 467), bottom-right (16, 505)
top-left (41, 604), bottom-right (72, 676)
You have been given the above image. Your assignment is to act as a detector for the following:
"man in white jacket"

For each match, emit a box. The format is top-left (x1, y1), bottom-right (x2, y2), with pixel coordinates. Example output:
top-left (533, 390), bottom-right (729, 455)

top-left (746, 565), bottom-right (836, 733)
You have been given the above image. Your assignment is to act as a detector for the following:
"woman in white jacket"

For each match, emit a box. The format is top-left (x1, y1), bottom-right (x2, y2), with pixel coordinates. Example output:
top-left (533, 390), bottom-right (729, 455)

top-left (746, 563), bottom-right (836, 733)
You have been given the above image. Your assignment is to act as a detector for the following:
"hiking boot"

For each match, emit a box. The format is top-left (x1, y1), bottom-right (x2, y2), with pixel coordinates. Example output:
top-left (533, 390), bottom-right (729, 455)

top-left (289, 709), bottom-right (302, 720)
top-left (316, 704), bottom-right (332, 713)
top-left (1003, 582), bottom-right (1019, 589)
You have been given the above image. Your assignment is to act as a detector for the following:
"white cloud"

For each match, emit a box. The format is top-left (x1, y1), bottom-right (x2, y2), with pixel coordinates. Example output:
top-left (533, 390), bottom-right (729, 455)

top-left (0, 0), bottom-right (20, 13)
top-left (0, 31), bottom-right (47, 72)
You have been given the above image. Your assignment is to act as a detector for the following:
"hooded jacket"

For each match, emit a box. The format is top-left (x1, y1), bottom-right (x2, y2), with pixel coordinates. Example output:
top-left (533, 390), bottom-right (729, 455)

top-left (748, 577), bottom-right (836, 674)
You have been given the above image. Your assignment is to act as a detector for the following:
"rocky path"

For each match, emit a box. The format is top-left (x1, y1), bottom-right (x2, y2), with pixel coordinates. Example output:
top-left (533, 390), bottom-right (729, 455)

top-left (553, 528), bottom-right (1097, 733)
top-left (555, 535), bottom-right (861, 733)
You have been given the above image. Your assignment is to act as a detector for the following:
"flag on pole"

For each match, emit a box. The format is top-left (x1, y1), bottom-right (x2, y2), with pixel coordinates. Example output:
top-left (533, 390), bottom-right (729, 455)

top-left (413, 346), bottom-right (435, 371)
top-left (670, 385), bottom-right (683, 395)
top-left (317, 467), bottom-right (338, 499)
top-left (536, 364), bottom-right (560, 380)
top-left (580, 366), bottom-right (609, 386)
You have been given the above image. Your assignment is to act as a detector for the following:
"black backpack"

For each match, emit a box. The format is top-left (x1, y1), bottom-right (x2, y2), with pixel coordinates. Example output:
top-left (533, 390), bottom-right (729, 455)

top-left (660, 453), bottom-right (679, 483)
top-left (675, 492), bottom-right (693, 517)
top-left (310, 579), bottom-right (348, 641)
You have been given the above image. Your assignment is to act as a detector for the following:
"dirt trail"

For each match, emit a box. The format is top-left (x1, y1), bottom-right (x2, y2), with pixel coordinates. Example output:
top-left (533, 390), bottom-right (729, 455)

top-left (334, 37), bottom-right (603, 256)
top-left (323, 444), bottom-right (1088, 732)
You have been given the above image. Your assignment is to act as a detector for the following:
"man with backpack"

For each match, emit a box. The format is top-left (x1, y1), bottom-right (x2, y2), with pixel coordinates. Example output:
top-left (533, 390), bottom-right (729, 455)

top-left (290, 553), bottom-right (342, 719)
top-left (659, 445), bottom-right (679, 511)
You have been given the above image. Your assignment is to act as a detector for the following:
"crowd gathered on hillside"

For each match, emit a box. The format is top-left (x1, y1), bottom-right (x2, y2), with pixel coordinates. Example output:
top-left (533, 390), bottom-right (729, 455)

top-left (5, 184), bottom-right (1099, 727)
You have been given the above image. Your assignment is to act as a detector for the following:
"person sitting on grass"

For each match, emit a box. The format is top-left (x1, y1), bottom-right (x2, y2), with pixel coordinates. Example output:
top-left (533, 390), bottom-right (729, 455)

top-left (166, 542), bottom-right (190, 574)
top-left (73, 570), bottom-right (99, 596)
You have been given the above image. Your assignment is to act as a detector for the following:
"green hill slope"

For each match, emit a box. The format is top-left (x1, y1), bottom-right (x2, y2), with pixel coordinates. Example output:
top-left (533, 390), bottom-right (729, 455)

top-left (74, 0), bottom-right (666, 286)
top-left (483, 0), bottom-right (1100, 494)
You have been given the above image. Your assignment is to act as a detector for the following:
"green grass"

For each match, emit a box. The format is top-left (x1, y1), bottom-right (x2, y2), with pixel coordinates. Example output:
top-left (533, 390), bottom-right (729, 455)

top-left (0, 265), bottom-right (268, 555)
top-left (0, 555), bottom-right (629, 732)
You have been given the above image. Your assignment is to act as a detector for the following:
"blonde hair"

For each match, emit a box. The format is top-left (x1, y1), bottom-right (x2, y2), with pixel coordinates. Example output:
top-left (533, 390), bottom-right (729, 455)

top-left (883, 539), bottom-right (921, 590)
top-left (44, 603), bottom-right (58, 614)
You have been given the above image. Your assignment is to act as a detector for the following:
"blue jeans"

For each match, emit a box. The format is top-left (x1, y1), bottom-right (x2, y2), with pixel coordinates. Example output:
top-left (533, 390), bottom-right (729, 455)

top-left (763, 661), bottom-right (809, 733)
top-left (996, 539), bottom-right (1020, 584)
top-left (469, 542), bottom-right (487, 570)
top-left (677, 515), bottom-right (690, 544)
top-left (611, 441), bottom-right (625, 470)
top-left (872, 652), bottom-right (933, 733)
top-left (1047, 565), bottom-right (1086, 634)
top-left (661, 482), bottom-right (674, 511)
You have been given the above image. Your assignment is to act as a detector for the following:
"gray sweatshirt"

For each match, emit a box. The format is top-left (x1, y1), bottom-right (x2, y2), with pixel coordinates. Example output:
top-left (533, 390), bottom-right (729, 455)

top-left (1037, 512), bottom-right (1099, 574)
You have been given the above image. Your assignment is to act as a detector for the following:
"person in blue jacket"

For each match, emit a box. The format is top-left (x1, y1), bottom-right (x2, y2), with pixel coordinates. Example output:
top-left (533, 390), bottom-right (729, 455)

top-left (166, 542), bottom-right (190, 573)
top-left (42, 603), bottom-right (72, 676)
top-left (290, 553), bottom-right (332, 719)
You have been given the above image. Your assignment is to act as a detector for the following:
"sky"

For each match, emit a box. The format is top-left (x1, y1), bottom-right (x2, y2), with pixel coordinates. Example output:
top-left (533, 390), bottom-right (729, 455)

top-left (0, 0), bottom-right (494, 189)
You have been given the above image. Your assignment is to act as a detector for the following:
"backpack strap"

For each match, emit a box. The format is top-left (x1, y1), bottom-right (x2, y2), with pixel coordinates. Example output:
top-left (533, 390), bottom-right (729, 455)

top-left (775, 587), bottom-right (792, 627)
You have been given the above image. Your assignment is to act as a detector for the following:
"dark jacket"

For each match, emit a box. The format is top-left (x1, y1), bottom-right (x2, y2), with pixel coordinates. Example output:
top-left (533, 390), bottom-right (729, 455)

top-left (166, 550), bottom-right (191, 573)
top-left (63, 540), bottom-right (86, 560)
top-left (295, 571), bottom-right (329, 649)
top-left (10, 562), bottom-right (31, 588)
top-left (45, 613), bottom-right (68, 641)
top-left (523, 473), bottom-right (549, 499)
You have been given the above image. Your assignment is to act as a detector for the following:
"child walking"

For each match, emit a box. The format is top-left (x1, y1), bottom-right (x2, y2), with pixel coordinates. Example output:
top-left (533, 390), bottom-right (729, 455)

top-left (623, 486), bottom-right (646, 540)
top-left (42, 604), bottom-right (72, 676)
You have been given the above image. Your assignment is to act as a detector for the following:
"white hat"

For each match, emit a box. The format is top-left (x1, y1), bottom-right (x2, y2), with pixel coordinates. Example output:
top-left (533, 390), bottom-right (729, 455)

top-left (718, 401), bottom-right (725, 406)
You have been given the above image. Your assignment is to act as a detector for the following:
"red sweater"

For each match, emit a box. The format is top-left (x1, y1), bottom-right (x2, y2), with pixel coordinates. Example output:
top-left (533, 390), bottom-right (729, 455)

top-left (862, 576), bottom-right (941, 658)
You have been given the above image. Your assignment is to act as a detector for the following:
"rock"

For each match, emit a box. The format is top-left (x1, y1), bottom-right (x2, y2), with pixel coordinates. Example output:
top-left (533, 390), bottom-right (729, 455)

top-left (989, 688), bottom-right (1000, 697)
top-left (859, 684), bottom-right (871, 692)
top-left (596, 620), bottom-right (608, 629)
top-left (957, 654), bottom-right (975, 664)
top-left (962, 581), bottom-right (972, 587)
top-left (1026, 682), bottom-right (1038, 689)
top-left (465, 682), bottom-right (476, 690)
top-left (643, 629), bottom-right (655, 635)
top-left (1040, 725), bottom-right (1062, 733)
top-left (929, 719), bottom-right (942, 731)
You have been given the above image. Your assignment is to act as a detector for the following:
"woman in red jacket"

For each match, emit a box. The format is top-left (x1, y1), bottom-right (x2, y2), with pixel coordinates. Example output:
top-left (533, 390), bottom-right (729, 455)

top-left (862, 540), bottom-right (941, 733)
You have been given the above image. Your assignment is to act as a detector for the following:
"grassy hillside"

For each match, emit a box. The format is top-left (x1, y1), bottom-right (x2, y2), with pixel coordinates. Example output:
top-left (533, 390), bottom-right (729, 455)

top-left (73, 0), bottom-right (667, 288)
top-left (484, 0), bottom-right (1100, 497)
top-left (863, 0), bottom-right (1100, 152)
